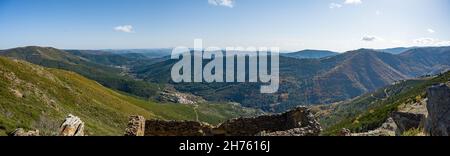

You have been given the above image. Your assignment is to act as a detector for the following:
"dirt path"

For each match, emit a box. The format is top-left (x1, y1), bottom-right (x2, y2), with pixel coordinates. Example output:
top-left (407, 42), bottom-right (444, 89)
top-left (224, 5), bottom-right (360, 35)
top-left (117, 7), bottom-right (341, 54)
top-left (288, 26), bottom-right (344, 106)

top-left (370, 88), bottom-right (390, 100)
top-left (384, 88), bottom-right (389, 98)
top-left (193, 104), bottom-right (199, 122)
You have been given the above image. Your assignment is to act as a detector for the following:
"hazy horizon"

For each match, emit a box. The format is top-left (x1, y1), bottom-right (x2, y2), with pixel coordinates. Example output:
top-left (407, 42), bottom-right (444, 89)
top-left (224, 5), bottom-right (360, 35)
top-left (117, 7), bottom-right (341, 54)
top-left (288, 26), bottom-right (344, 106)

top-left (3, 45), bottom-right (449, 54)
top-left (1, 0), bottom-right (450, 51)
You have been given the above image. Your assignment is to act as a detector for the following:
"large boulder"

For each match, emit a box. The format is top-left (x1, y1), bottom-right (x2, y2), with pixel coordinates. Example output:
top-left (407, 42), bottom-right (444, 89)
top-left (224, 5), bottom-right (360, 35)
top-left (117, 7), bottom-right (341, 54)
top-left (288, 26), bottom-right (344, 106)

top-left (391, 112), bottom-right (425, 135)
top-left (124, 116), bottom-right (146, 136)
top-left (59, 114), bottom-right (85, 136)
top-left (425, 83), bottom-right (450, 136)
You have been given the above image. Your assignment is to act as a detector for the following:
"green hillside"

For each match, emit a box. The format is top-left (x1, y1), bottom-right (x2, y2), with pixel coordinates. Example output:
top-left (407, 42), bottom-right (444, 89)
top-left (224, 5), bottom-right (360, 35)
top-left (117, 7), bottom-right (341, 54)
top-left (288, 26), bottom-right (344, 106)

top-left (0, 46), bottom-right (162, 99)
top-left (0, 57), bottom-right (261, 136)
top-left (320, 71), bottom-right (450, 135)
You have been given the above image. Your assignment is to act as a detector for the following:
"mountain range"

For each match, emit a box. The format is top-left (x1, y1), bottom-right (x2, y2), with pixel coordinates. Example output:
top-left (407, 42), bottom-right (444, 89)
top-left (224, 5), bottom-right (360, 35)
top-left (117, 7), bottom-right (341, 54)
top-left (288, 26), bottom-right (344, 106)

top-left (1, 46), bottom-right (449, 114)
top-left (376, 47), bottom-right (415, 55)
top-left (132, 47), bottom-right (450, 112)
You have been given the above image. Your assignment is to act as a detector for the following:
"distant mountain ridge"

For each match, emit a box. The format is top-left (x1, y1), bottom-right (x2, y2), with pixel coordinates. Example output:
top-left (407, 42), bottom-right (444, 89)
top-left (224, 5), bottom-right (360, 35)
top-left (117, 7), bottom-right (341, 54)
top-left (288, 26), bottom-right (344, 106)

top-left (282, 50), bottom-right (339, 59)
top-left (101, 49), bottom-right (172, 58)
top-left (376, 47), bottom-right (414, 54)
top-left (0, 46), bottom-right (163, 99)
top-left (133, 47), bottom-right (450, 112)
top-left (1, 46), bottom-right (448, 113)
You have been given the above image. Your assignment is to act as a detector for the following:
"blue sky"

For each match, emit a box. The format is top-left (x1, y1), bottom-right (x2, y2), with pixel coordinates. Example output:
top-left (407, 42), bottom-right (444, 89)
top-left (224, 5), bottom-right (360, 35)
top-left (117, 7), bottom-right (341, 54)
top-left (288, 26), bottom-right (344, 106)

top-left (1, 0), bottom-right (449, 52)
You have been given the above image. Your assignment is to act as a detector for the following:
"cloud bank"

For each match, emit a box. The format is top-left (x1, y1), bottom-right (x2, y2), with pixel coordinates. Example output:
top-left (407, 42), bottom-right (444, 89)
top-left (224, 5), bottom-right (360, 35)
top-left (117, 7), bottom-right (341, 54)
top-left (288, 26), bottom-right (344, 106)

top-left (329, 3), bottom-right (343, 9)
top-left (114, 25), bottom-right (134, 33)
top-left (345, 0), bottom-right (362, 5)
top-left (208, 0), bottom-right (234, 8)
top-left (329, 0), bottom-right (361, 9)
top-left (414, 38), bottom-right (450, 46)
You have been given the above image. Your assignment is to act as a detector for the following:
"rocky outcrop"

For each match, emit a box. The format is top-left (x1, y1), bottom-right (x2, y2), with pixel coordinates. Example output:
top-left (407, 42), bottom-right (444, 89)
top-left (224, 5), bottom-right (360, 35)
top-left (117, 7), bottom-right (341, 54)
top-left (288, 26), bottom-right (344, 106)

top-left (338, 128), bottom-right (352, 136)
top-left (425, 83), bottom-right (450, 136)
top-left (350, 117), bottom-right (397, 136)
top-left (10, 114), bottom-right (84, 136)
top-left (124, 116), bottom-right (145, 136)
top-left (340, 82), bottom-right (449, 137)
top-left (214, 107), bottom-right (321, 136)
top-left (144, 120), bottom-right (214, 136)
top-left (129, 107), bottom-right (322, 136)
top-left (59, 114), bottom-right (85, 136)
top-left (259, 127), bottom-right (321, 136)
top-left (391, 112), bottom-right (425, 135)
top-left (156, 87), bottom-right (206, 105)
top-left (10, 128), bottom-right (40, 136)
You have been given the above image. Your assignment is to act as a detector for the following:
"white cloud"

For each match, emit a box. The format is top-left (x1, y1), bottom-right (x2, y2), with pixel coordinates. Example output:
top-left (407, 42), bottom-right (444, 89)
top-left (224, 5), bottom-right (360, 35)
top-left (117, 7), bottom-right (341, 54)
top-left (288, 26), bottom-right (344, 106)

top-left (427, 28), bottom-right (435, 33)
top-left (376, 10), bottom-right (382, 15)
top-left (414, 38), bottom-right (435, 44)
top-left (414, 38), bottom-right (450, 46)
top-left (362, 35), bottom-right (383, 42)
top-left (344, 0), bottom-right (362, 5)
top-left (114, 25), bottom-right (134, 33)
top-left (329, 0), bottom-right (361, 9)
top-left (329, 3), bottom-right (343, 9)
top-left (437, 41), bottom-right (450, 46)
top-left (208, 0), bottom-right (234, 8)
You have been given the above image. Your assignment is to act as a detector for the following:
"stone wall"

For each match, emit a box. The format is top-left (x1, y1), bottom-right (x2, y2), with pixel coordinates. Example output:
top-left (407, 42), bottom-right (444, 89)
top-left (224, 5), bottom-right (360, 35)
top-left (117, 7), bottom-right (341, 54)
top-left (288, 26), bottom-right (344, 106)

top-left (127, 107), bottom-right (322, 136)
top-left (144, 120), bottom-right (214, 136)
top-left (214, 107), bottom-right (321, 136)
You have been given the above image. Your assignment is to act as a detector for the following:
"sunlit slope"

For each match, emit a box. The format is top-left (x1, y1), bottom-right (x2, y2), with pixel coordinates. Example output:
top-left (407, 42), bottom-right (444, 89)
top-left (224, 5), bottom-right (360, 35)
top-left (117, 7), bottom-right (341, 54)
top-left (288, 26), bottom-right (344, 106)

top-left (0, 57), bottom-right (260, 136)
